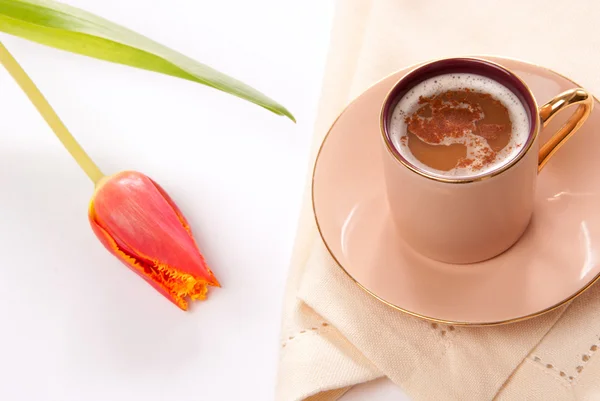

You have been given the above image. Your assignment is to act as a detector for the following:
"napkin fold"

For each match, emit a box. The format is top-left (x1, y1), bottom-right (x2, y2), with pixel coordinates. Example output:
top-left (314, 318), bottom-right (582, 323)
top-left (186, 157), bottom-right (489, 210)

top-left (277, 1), bottom-right (600, 400)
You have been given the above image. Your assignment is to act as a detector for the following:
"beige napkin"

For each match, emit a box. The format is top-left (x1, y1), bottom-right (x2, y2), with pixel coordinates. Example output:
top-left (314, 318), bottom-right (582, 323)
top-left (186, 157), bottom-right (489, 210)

top-left (277, 1), bottom-right (600, 400)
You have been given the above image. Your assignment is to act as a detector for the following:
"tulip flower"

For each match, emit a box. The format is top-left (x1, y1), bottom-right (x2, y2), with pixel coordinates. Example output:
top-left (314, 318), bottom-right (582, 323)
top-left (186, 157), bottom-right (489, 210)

top-left (90, 172), bottom-right (220, 310)
top-left (0, 42), bottom-right (219, 310)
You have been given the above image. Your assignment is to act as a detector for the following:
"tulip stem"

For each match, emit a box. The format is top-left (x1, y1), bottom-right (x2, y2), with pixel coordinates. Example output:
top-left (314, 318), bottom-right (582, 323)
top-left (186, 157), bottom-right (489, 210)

top-left (0, 42), bottom-right (104, 184)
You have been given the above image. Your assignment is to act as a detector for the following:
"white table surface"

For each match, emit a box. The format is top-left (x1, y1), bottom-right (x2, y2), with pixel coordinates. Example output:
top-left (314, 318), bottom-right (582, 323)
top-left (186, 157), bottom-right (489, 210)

top-left (0, 1), bottom-right (408, 399)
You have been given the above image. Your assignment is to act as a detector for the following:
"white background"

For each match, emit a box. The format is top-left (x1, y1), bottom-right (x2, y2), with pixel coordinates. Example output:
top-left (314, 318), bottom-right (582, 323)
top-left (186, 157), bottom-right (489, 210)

top-left (0, 1), bottom-right (407, 400)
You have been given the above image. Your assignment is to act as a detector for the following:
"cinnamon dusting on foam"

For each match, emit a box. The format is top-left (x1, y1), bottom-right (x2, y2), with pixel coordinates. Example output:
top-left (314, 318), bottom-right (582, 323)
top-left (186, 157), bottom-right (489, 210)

top-left (389, 73), bottom-right (529, 178)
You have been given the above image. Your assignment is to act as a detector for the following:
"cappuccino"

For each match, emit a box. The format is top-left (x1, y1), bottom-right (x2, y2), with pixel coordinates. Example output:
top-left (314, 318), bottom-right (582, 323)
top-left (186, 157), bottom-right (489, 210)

top-left (389, 73), bottom-right (530, 178)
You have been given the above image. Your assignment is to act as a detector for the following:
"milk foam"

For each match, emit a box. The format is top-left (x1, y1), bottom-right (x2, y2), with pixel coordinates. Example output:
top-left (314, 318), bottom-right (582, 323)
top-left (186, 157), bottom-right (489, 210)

top-left (389, 73), bottom-right (530, 178)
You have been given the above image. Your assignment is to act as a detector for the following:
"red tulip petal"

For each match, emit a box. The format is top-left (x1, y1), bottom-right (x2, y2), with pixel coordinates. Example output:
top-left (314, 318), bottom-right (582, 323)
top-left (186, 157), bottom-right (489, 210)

top-left (148, 178), bottom-right (220, 287)
top-left (149, 178), bottom-right (193, 235)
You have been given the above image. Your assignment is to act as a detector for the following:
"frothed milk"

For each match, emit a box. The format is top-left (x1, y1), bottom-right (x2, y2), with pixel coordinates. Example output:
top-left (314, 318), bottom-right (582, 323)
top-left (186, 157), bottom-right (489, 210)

top-left (389, 73), bottom-right (530, 178)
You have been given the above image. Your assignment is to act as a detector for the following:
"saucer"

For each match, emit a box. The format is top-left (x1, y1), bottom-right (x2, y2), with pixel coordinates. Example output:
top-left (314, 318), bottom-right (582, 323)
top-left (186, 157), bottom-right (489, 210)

top-left (312, 56), bottom-right (600, 325)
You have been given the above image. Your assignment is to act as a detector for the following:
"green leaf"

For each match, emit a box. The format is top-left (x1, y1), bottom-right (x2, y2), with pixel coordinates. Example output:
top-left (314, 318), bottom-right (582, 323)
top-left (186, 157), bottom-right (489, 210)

top-left (0, 0), bottom-right (295, 121)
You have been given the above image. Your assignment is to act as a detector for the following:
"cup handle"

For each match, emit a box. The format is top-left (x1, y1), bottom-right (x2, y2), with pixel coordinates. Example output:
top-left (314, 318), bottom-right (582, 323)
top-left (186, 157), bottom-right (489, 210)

top-left (537, 88), bottom-right (593, 171)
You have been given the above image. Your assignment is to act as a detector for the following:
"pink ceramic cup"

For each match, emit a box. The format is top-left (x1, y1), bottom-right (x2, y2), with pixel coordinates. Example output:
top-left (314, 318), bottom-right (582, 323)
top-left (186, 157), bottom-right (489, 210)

top-left (380, 57), bottom-right (593, 264)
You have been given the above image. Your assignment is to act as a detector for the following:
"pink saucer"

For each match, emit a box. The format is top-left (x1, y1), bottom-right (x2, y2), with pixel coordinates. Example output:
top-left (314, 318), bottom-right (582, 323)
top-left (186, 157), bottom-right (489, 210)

top-left (312, 57), bottom-right (600, 325)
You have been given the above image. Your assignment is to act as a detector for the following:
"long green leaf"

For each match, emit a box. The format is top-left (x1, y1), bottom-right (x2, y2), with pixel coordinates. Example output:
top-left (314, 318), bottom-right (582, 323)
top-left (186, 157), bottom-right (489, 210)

top-left (0, 0), bottom-right (295, 121)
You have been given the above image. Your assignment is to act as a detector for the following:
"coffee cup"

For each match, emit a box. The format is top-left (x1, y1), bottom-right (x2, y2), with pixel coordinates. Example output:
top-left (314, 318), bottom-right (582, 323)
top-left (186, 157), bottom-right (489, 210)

top-left (380, 57), bottom-right (593, 264)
